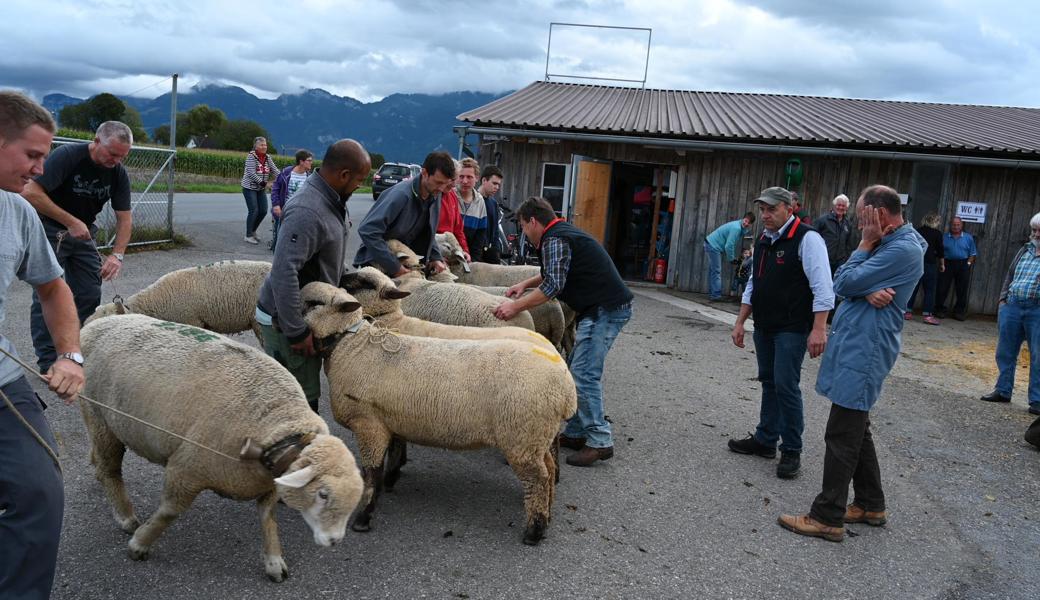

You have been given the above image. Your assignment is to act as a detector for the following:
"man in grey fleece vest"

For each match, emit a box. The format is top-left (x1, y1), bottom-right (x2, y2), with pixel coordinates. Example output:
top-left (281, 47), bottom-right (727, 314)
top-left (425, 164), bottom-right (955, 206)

top-left (256, 139), bottom-right (371, 412)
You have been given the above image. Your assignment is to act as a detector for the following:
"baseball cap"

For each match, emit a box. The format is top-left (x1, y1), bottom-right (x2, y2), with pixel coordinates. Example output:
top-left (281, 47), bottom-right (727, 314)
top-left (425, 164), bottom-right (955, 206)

top-left (755, 186), bottom-right (792, 206)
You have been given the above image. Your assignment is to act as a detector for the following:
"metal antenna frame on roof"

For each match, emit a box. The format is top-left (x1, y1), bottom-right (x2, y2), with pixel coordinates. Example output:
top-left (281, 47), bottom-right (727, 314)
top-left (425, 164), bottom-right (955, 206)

top-left (544, 22), bottom-right (652, 88)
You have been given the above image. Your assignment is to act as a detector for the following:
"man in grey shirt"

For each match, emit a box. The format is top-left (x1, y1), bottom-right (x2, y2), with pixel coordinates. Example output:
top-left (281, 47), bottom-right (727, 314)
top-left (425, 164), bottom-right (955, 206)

top-left (0, 91), bottom-right (85, 600)
top-left (256, 139), bottom-right (371, 412)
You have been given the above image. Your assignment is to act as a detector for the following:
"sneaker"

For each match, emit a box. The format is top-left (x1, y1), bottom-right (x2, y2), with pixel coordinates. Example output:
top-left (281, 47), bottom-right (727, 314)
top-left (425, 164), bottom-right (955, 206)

top-left (777, 514), bottom-right (845, 542)
top-left (844, 503), bottom-right (887, 526)
top-left (922, 315), bottom-right (940, 326)
top-left (244, 236), bottom-right (259, 245)
top-left (776, 451), bottom-right (801, 479)
top-left (904, 311), bottom-right (912, 321)
top-left (727, 433), bottom-right (777, 459)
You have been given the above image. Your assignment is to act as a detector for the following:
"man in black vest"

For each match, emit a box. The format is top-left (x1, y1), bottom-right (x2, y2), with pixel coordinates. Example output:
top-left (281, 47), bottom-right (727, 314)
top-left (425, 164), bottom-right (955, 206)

top-left (729, 187), bottom-right (834, 479)
top-left (494, 197), bottom-right (633, 467)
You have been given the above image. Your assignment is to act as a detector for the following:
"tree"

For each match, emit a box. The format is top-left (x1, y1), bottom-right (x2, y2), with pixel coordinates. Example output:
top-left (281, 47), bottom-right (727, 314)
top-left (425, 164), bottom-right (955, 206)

top-left (370, 153), bottom-right (385, 170)
top-left (59, 93), bottom-right (146, 141)
top-left (121, 105), bottom-right (149, 143)
top-left (211, 119), bottom-right (272, 151)
top-left (184, 104), bottom-right (226, 138)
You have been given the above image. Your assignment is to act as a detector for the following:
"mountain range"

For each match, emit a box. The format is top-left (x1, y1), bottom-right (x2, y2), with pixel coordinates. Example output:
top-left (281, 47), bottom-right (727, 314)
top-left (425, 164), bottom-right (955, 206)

top-left (42, 84), bottom-right (509, 163)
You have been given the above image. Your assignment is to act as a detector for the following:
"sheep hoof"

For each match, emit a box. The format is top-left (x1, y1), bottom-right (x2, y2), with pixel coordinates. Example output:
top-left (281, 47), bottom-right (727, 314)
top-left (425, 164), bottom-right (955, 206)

top-left (351, 515), bottom-right (372, 532)
top-left (127, 540), bottom-right (150, 561)
top-left (265, 556), bottom-right (289, 582)
top-left (118, 516), bottom-right (140, 534)
top-left (522, 516), bottom-right (547, 546)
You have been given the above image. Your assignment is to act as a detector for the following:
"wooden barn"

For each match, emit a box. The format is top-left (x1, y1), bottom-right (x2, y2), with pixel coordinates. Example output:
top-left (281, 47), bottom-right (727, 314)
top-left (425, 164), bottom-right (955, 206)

top-left (455, 81), bottom-right (1040, 315)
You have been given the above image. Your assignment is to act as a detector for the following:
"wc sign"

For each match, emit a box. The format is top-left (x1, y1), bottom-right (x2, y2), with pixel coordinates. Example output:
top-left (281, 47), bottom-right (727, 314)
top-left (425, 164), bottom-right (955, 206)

top-left (956, 201), bottom-right (987, 223)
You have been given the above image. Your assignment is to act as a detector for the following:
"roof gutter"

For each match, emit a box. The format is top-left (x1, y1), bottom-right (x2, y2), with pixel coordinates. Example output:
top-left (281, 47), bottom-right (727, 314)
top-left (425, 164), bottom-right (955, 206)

top-left (456, 125), bottom-right (1040, 171)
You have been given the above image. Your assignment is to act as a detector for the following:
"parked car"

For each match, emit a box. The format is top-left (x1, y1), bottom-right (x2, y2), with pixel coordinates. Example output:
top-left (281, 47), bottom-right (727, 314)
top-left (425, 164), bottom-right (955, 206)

top-left (372, 162), bottom-right (421, 200)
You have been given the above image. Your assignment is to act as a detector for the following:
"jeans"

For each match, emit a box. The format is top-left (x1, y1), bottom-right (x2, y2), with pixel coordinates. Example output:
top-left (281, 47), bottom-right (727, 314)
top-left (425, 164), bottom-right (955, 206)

top-left (0, 376), bottom-right (64, 600)
top-left (908, 262), bottom-right (939, 314)
top-left (30, 220), bottom-right (102, 371)
top-left (810, 403), bottom-right (885, 527)
top-left (242, 187), bottom-right (269, 237)
top-left (752, 328), bottom-right (808, 453)
top-left (704, 241), bottom-right (723, 299)
top-left (994, 300), bottom-right (1040, 410)
top-left (936, 259), bottom-right (971, 315)
top-left (563, 303), bottom-right (632, 448)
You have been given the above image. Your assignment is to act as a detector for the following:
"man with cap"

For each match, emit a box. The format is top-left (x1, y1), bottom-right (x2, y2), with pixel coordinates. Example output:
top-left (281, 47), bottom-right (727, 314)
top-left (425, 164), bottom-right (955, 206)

top-left (729, 186), bottom-right (834, 479)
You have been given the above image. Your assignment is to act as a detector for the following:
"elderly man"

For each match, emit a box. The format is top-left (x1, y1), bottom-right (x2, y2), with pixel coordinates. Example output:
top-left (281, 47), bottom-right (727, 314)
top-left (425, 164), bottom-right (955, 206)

top-left (816, 194), bottom-right (855, 275)
top-left (0, 91), bottom-right (86, 599)
top-left (778, 184), bottom-right (925, 542)
top-left (22, 120), bottom-right (133, 372)
top-left (730, 187), bottom-right (833, 479)
top-left (935, 216), bottom-right (977, 320)
top-left (355, 151), bottom-right (454, 276)
top-left (980, 213), bottom-right (1040, 415)
top-left (704, 212), bottom-right (755, 301)
top-left (257, 139), bottom-right (371, 413)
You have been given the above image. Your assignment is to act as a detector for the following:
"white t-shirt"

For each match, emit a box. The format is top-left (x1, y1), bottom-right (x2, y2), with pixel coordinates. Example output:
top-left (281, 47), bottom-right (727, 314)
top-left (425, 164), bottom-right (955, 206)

top-left (288, 171), bottom-right (308, 199)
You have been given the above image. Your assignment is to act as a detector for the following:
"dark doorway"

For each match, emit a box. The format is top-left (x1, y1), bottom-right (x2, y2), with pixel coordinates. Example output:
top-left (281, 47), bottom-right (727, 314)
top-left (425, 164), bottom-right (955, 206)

top-left (607, 162), bottom-right (670, 280)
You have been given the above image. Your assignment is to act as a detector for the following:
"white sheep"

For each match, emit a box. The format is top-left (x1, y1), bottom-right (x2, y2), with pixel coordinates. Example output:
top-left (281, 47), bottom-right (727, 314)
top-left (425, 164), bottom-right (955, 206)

top-left (300, 282), bottom-right (576, 545)
top-left (87, 260), bottom-right (271, 340)
top-left (79, 314), bottom-right (363, 582)
top-left (340, 267), bottom-right (557, 353)
top-left (395, 275), bottom-right (537, 331)
top-left (464, 283), bottom-right (566, 350)
top-left (435, 232), bottom-right (541, 286)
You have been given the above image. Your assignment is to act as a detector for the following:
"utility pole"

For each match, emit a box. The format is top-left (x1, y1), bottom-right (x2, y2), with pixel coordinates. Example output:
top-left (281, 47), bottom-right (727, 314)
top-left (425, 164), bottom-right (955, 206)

top-left (167, 73), bottom-right (178, 238)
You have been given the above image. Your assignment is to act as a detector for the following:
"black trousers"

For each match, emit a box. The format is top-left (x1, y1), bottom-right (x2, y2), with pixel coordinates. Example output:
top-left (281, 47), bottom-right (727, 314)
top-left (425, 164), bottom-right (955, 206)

top-left (936, 259), bottom-right (971, 315)
top-left (810, 404), bottom-right (885, 527)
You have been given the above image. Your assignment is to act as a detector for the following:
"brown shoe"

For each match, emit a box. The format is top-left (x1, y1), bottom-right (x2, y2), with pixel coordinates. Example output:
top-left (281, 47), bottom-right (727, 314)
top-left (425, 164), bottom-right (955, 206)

top-left (777, 514), bottom-right (844, 542)
top-left (565, 446), bottom-right (613, 467)
top-left (844, 504), bottom-right (887, 526)
top-left (558, 434), bottom-right (586, 450)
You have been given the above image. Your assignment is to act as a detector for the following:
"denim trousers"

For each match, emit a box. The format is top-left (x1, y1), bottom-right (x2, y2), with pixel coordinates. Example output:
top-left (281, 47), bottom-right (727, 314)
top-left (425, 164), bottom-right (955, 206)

top-left (752, 328), bottom-right (808, 453)
top-left (563, 304), bottom-right (632, 448)
top-left (242, 187), bottom-right (269, 237)
top-left (0, 376), bottom-right (64, 600)
top-left (995, 300), bottom-right (1040, 410)
top-left (704, 241), bottom-right (723, 299)
top-left (29, 220), bottom-right (102, 371)
top-left (810, 403), bottom-right (885, 527)
top-left (908, 261), bottom-right (939, 314)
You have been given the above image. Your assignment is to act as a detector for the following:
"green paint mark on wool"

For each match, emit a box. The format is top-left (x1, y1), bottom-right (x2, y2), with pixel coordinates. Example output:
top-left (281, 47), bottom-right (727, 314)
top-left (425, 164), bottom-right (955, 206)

top-left (151, 321), bottom-right (219, 343)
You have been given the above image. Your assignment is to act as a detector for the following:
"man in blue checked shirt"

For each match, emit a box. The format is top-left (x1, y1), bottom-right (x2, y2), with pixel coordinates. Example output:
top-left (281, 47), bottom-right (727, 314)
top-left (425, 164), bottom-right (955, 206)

top-left (494, 197), bottom-right (633, 467)
top-left (704, 212), bottom-right (755, 301)
top-left (935, 216), bottom-right (977, 320)
top-left (980, 213), bottom-right (1040, 415)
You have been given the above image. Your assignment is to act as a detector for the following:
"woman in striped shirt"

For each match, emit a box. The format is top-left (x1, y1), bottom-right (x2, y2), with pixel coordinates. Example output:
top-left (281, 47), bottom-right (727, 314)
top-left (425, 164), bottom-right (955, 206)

top-left (240, 136), bottom-right (279, 244)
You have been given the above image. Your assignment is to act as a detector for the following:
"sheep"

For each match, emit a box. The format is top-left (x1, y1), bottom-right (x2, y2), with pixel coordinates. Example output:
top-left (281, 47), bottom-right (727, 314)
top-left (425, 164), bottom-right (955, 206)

top-left (395, 275), bottom-right (536, 331)
top-left (435, 232), bottom-right (541, 286)
top-left (463, 283), bottom-right (566, 350)
top-left (340, 267), bottom-right (558, 353)
top-left (86, 260), bottom-right (271, 340)
top-left (78, 313), bottom-right (363, 582)
top-left (300, 282), bottom-right (577, 544)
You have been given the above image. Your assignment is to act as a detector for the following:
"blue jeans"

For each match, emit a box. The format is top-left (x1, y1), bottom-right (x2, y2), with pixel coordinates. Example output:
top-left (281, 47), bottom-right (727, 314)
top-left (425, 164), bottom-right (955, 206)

top-left (30, 220), bottom-right (102, 371)
top-left (0, 376), bottom-right (64, 600)
top-left (752, 328), bottom-right (808, 453)
top-left (995, 300), bottom-right (1040, 410)
top-left (563, 303), bottom-right (632, 448)
top-left (908, 262), bottom-right (938, 314)
top-left (704, 241), bottom-right (723, 299)
top-left (242, 187), bottom-right (269, 237)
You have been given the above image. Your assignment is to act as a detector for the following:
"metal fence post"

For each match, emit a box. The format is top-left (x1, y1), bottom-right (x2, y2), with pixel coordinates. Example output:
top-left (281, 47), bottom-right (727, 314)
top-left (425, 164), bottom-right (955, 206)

top-left (167, 73), bottom-right (178, 238)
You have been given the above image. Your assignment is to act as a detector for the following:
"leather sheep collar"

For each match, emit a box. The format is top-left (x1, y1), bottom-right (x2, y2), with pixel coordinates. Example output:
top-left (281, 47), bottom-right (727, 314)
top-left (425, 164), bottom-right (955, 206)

top-left (315, 319), bottom-right (365, 356)
top-left (239, 432), bottom-right (316, 477)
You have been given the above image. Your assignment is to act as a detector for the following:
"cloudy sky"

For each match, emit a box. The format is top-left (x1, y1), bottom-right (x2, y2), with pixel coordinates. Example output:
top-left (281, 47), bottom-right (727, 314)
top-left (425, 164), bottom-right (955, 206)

top-left (4, 0), bottom-right (1037, 107)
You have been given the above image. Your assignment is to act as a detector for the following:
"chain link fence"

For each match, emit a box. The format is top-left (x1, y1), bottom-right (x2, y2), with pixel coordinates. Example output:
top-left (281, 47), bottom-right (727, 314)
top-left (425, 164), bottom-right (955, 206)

top-left (50, 137), bottom-right (176, 249)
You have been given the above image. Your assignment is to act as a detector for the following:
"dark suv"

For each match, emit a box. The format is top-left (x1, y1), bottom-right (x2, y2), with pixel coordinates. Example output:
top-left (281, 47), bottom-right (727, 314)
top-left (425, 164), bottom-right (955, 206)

top-left (372, 162), bottom-right (420, 200)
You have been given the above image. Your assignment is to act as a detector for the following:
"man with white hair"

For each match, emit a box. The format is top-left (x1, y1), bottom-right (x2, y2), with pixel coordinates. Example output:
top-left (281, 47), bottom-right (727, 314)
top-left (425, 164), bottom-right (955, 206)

top-left (22, 120), bottom-right (133, 372)
top-left (980, 212), bottom-right (1040, 415)
top-left (816, 194), bottom-right (855, 275)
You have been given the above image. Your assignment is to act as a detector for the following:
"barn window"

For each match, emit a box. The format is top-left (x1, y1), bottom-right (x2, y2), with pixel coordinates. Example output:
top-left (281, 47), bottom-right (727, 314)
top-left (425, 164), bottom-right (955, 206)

top-left (540, 163), bottom-right (570, 215)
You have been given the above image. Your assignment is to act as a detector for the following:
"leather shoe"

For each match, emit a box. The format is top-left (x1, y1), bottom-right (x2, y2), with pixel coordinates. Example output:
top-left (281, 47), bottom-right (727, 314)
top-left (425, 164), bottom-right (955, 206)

top-left (1029, 406), bottom-right (1040, 416)
top-left (776, 451), bottom-right (800, 479)
top-left (777, 514), bottom-right (844, 542)
top-left (727, 433), bottom-right (777, 459)
top-left (980, 391), bottom-right (1011, 403)
top-left (565, 446), bottom-right (613, 467)
top-left (557, 434), bottom-right (586, 450)
top-left (844, 504), bottom-right (887, 526)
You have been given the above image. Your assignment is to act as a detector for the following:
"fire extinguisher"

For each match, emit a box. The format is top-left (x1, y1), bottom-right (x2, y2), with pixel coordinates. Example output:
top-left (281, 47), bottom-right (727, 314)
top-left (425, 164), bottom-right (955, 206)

top-left (654, 258), bottom-right (667, 283)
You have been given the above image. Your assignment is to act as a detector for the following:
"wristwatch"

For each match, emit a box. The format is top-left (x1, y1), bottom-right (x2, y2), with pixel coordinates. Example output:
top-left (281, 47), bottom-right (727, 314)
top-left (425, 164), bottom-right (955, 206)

top-left (58, 351), bottom-right (85, 366)
top-left (112, 253), bottom-right (124, 262)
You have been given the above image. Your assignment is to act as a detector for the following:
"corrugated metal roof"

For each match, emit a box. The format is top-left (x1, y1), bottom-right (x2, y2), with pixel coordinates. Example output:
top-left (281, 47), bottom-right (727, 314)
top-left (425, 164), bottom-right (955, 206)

top-left (457, 81), bottom-right (1040, 156)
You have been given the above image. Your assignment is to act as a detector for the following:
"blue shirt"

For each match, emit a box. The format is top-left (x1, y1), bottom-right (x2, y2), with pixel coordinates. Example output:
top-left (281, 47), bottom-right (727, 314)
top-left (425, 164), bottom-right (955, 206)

top-left (741, 216), bottom-right (835, 312)
top-left (815, 224), bottom-right (926, 411)
top-left (943, 232), bottom-right (977, 260)
top-left (706, 220), bottom-right (749, 261)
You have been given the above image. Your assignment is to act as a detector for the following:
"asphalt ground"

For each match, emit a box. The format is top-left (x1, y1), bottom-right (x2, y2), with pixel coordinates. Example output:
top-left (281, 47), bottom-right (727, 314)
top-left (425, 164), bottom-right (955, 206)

top-left (1, 193), bottom-right (1038, 599)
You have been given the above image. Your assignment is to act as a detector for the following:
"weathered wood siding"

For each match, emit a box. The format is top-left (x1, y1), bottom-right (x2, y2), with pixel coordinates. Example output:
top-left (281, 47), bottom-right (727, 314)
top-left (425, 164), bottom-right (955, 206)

top-left (482, 135), bottom-right (1040, 315)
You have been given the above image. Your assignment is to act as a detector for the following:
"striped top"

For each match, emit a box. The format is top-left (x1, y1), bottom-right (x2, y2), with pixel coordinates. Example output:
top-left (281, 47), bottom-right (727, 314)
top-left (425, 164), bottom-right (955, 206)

top-left (240, 151), bottom-right (279, 190)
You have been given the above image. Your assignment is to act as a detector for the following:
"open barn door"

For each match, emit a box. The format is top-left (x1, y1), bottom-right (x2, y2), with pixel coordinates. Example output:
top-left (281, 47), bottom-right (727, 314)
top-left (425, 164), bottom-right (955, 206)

top-left (567, 155), bottom-right (613, 243)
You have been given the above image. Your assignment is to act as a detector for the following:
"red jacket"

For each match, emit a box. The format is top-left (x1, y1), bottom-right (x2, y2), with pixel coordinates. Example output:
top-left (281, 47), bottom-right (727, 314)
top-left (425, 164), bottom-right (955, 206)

top-left (436, 188), bottom-right (469, 254)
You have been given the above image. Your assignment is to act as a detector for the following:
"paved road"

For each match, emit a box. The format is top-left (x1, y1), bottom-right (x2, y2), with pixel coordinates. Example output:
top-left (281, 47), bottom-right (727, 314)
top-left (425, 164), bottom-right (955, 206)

top-left (1, 196), bottom-right (1038, 599)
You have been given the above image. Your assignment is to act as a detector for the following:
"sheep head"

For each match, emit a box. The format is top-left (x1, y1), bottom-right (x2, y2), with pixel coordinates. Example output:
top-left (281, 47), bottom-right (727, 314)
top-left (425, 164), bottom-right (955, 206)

top-left (386, 239), bottom-right (423, 272)
top-left (84, 300), bottom-right (128, 325)
top-left (338, 267), bottom-right (410, 317)
top-left (274, 434), bottom-right (363, 547)
top-left (435, 232), bottom-right (469, 266)
top-left (300, 282), bottom-right (364, 339)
